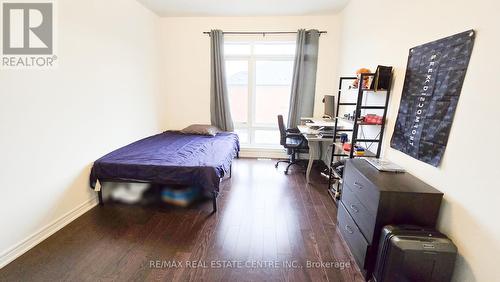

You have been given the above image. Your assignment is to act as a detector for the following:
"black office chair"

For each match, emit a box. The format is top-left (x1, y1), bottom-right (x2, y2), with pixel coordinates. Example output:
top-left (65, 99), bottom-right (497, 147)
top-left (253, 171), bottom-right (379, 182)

top-left (275, 115), bottom-right (309, 174)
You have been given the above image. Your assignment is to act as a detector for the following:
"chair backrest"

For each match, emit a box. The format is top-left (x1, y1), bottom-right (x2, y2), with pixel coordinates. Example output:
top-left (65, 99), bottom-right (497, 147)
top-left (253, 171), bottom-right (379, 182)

top-left (277, 115), bottom-right (287, 146)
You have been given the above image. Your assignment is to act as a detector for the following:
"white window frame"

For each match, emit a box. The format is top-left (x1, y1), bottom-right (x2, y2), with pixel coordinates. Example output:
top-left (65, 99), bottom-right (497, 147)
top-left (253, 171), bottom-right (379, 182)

top-left (225, 38), bottom-right (296, 149)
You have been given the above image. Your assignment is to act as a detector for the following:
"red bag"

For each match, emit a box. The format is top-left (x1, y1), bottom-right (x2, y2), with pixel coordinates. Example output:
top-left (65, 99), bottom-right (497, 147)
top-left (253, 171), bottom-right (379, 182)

top-left (363, 114), bottom-right (383, 125)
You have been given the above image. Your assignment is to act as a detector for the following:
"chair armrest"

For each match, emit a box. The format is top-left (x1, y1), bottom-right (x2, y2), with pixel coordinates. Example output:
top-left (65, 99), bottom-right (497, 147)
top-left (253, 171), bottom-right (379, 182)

top-left (285, 132), bottom-right (307, 147)
top-left (286, 128), bottom-right (301, 133)
top-left (285, 132), bottom-right (303, 138)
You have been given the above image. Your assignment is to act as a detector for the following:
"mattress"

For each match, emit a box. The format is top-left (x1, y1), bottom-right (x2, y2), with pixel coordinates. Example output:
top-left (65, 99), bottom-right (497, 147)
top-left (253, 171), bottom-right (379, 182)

top-left (89, 131), bottom-right (239, 194)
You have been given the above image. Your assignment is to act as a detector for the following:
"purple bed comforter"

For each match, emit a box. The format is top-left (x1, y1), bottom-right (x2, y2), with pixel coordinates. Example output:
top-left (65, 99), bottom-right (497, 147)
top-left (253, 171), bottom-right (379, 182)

top-left (89, 131), bottom-right (239, 194)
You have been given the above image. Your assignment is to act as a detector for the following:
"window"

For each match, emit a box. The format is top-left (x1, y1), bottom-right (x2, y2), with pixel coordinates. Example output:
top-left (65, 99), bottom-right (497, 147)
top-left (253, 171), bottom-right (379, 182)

top-left (225, 39), bottom-right (296, 147)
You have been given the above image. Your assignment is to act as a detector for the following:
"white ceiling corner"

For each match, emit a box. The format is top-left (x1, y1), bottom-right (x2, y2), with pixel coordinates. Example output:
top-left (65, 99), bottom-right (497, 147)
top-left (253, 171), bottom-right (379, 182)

top-left (136, 0), bottom-right (349, 17)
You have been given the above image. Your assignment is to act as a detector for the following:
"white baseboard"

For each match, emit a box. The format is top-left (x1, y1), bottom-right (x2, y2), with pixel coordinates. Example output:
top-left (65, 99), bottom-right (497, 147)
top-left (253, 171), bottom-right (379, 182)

top-left (239, 148), bottom-right (310, 160)
top-left (0, 197), bottom-right (98, 269)
top-left (239, 147), bottom-right (288, 159)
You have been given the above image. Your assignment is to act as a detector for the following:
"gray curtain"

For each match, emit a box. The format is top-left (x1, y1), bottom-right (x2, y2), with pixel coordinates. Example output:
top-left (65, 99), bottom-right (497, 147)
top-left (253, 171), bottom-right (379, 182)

top-left (287, 29), bottom-right (320, 128)
top-left (210, 30), bottom-right (234, 131)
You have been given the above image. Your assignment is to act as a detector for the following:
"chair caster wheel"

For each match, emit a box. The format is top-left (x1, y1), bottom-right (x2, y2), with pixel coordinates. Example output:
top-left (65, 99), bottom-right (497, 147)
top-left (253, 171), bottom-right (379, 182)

top-left (275, 164), bottom-right (279, 168)
top-left (284, 170), bottom-right (288, 175)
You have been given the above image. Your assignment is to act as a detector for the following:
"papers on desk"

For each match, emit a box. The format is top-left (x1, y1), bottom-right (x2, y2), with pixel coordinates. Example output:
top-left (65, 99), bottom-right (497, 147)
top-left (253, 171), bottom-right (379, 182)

top-left (317, 131), bottom-right (334, 138)
top-left (298, 126), bottom-right (335, 140)
top-left (300, 117), bottom-right (336, 127)
top-left (298, 119), bottom-right (341, 140)
top-left (297, 125), bottom-right (317, 135)
top-left (312, 126), bottom-right (336, 138)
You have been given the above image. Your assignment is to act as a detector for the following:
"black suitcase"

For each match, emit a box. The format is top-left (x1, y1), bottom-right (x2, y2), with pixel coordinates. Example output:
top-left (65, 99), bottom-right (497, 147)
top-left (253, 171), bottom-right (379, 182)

top-left (372, 225), bottom-right (457, 282)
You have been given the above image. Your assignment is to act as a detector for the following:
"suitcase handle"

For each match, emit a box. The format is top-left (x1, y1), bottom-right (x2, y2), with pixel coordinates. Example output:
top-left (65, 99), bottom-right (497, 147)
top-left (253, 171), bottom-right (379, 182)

top-left (353, 182), bottom-right (363, 189)
top-left (344, 225), bottom-right (354, 234)
top-left (350, 204), bottom-right (359, 213)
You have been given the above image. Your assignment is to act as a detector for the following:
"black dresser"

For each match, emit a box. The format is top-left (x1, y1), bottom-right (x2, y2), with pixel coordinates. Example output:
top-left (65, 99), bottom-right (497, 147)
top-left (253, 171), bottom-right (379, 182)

top-left (337, 159), bottom-right (443, 279)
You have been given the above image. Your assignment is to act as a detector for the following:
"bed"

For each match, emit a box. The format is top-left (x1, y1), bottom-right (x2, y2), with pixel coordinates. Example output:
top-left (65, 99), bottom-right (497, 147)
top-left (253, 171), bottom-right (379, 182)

top-left (89, 131), bottom-right (240, 212)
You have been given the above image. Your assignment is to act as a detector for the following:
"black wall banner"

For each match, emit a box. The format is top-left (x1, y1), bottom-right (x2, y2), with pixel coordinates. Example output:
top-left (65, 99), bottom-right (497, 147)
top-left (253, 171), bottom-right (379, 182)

top-left (390, 30), bottom-right (475, 167)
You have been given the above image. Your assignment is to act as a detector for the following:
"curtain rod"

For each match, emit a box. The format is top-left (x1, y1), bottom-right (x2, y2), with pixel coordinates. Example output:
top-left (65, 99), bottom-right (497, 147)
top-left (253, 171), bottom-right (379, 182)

top-left (202, 31), bottom-right (327, 35)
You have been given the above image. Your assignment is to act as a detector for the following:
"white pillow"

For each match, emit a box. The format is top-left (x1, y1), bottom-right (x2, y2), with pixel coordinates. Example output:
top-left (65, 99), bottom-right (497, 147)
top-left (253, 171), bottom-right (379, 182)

top-left (180, 124), bottom-right (220, 136)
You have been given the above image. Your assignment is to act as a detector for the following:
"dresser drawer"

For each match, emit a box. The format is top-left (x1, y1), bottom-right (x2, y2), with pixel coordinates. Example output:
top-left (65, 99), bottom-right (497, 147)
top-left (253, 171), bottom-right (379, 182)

top-left (338, 202), bottom-right (369, 269)
top-left (341, 184), bottom-right (376, 242)
top-left (344, 162), bottom-right (380, 213)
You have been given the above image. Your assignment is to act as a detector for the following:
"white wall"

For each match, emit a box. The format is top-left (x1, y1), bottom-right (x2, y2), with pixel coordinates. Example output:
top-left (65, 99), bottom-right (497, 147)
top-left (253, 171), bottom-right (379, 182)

top-left (337, 1), bottom-right (500, 281)
top-left (3, 1), bottom-right (497, 279)
top-left (0, 0), bottom-right (162, 266)
top-left (158, 16), bottom-right (341, 130)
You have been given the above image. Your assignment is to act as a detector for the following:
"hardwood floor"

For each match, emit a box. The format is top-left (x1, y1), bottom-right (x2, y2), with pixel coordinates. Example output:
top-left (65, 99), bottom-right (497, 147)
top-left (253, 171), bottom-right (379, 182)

top-left (0, 159), bottom-right (365, 282)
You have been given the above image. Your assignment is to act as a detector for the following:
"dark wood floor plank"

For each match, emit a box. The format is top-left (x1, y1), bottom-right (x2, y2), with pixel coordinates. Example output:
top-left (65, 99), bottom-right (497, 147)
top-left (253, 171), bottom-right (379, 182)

top-left (289, 173), bottom-right (328, 282)
top-left (307, 167), bottom-right (366, 282)
top-left (0, 159), bottom-right (364, 282)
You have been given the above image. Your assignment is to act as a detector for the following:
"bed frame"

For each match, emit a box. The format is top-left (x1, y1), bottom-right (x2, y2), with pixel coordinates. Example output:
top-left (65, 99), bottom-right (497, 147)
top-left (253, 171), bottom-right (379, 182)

top-left (95, 157), bottom-right (236, 213)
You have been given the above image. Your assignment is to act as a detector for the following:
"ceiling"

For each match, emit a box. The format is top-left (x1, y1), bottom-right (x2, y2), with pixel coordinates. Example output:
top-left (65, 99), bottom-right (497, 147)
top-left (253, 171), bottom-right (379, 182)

top-left (137, 0), bottom-right (349, 17)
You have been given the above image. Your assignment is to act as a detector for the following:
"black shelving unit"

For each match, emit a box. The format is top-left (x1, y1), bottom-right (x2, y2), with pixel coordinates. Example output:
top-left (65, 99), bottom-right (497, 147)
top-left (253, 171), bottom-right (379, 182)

top-left (327, 73), bottom-right (393, 202)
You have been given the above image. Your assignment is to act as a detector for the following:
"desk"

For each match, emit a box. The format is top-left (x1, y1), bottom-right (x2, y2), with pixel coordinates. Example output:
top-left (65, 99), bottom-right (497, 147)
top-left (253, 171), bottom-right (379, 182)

top-left (298, 118), bottom-right (338, 183)
top-left (300, 117), bottom-right (337, 127)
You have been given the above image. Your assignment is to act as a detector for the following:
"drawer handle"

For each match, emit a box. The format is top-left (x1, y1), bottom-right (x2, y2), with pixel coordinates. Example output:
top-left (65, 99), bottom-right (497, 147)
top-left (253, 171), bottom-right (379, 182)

top-left (350, 204), bottom-right (359, 213)
top-left (344, 225), bottom-right (354, 234)
top-left (353, 182), bottom-right (363, 189)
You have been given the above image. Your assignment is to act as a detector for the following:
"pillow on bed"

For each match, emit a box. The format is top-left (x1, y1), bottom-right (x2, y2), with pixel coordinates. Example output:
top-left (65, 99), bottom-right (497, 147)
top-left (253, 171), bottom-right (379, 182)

top-left (181, 124), bottom-right (221, 136)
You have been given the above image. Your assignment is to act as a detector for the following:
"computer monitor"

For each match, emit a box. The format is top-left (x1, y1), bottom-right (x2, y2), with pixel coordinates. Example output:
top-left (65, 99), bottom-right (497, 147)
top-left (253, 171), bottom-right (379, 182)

top-left (323, 95), bottom-right (335, 119)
